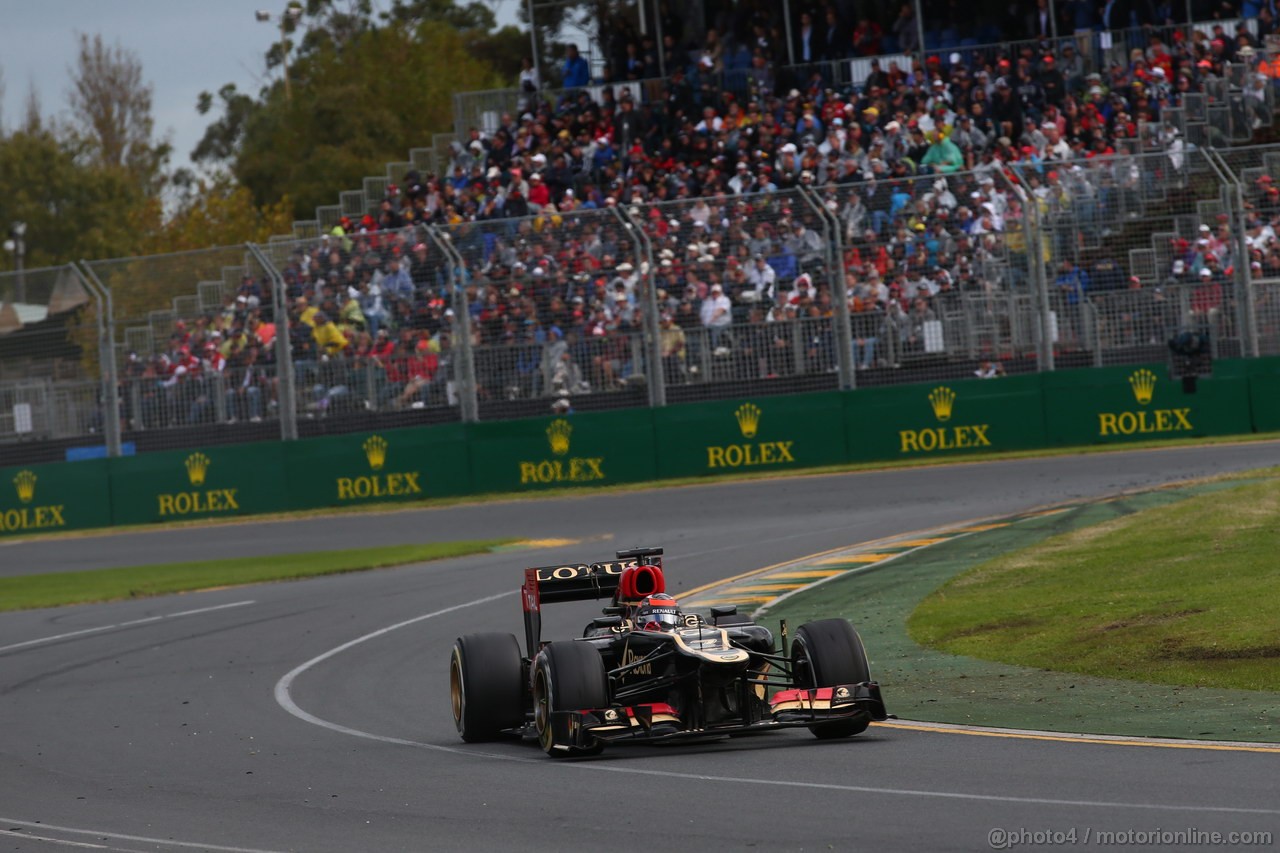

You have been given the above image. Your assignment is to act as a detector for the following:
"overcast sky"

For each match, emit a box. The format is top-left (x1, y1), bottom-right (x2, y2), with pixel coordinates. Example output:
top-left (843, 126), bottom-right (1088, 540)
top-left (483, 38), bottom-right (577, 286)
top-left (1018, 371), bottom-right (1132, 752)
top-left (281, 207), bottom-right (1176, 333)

top-left (0, 0), bottom-right (522, 170)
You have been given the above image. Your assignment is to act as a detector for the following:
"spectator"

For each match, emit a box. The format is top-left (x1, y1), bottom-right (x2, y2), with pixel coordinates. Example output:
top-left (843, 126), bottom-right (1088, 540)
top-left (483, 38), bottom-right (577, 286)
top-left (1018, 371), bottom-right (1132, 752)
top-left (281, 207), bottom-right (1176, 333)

top-left (312, 312), bottom-right (348, 357)
top-left (890, 4), bottom-right (919, 55)
top-left (659, 313), bottom-right (687, 383)
top-left (518, 56), bottom-right (540, 113)
top-left (1053, 261), bottom-right (1089, 343)
top-left (562, 45), bottom-right (590, 89)
top-left (974, 358), bottom-right (1006, 378)
top-left (700, 282), bottom-right (733, 350)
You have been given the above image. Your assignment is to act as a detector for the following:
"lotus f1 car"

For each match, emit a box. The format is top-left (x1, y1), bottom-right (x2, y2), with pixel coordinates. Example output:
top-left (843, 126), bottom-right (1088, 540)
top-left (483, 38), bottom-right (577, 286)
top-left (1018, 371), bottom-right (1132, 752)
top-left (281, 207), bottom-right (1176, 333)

top-left (449, 547), bottom-right (888, 757)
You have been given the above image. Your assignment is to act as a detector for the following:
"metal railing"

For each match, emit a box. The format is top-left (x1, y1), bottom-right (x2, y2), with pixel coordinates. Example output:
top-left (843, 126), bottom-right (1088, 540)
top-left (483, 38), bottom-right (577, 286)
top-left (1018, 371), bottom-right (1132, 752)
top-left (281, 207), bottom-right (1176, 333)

top-left (8, 141), bottom-right (1280, 462)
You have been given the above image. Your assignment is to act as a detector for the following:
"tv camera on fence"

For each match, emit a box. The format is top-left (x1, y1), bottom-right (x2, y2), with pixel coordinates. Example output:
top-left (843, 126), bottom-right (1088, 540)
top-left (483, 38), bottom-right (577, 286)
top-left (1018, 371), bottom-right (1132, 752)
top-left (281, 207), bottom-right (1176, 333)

top-left (1167, 326), bottom-right (1212, 393)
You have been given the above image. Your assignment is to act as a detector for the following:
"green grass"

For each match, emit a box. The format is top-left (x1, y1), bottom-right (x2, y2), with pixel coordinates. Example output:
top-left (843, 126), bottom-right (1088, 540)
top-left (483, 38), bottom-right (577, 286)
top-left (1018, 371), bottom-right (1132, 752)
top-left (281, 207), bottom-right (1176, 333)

top-left (0, 539), bottom-right (513, 611)
top-left (908, 478), bottom-right (1280, 691)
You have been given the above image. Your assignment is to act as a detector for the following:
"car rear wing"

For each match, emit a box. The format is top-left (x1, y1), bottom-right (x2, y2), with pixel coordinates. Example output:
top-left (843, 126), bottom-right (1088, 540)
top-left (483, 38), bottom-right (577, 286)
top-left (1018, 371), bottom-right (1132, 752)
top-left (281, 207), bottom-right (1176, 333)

top-left (521, 547), bottom-right (663, 656)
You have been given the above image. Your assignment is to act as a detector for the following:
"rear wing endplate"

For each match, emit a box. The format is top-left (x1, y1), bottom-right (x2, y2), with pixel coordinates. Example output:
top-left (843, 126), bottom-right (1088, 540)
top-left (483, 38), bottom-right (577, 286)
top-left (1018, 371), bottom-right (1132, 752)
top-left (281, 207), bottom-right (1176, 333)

top-left (520, 547), bottom-right (663, 656)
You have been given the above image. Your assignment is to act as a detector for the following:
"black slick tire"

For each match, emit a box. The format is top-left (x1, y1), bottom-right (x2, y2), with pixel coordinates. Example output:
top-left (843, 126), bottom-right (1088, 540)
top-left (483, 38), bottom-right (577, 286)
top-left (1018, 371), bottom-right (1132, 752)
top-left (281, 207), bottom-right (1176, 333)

top-left (791, 618), bottom-right (872, 739)
top-left (450, 632), bottom-right (526, 742)
top-left (532, 641), bottom-right (609, 758)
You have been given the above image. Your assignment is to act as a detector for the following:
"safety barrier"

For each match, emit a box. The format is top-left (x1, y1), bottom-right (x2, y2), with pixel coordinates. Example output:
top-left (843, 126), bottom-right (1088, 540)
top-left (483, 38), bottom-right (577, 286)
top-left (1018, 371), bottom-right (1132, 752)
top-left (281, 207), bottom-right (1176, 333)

top-left (0, 458), bottom-right (111, 536)
top-left (846, 373), bottom-right (1048, 461)
top-left (1041, 364), bottom-right (1254, 447)
top-left (2, 358), bottom-right (1279, 538)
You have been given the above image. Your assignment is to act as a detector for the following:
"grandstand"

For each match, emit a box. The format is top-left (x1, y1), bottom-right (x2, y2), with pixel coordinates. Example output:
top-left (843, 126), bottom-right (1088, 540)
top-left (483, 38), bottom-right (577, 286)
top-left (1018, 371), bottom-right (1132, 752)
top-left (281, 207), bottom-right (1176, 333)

top-left (4, 5), bottom-right (1280, 463)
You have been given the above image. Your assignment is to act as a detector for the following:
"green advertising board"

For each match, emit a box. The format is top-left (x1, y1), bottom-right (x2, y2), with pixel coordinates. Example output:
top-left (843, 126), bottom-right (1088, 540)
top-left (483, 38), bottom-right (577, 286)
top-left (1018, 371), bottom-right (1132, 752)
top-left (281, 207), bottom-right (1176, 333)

top-left (466, 408), bottom-right (657, 492)
top-left (283, 423), bottom-right (471, 510)
top-left (108, 442), bottom-right (289, 526)
top-left (1041, 363), bottom-right (1252, 446)
top-left (0, 459), bottom-right (112, 537)
top-left (844, 374), bottom-right (1047, 463)
top-left (653, 392), bottom-right (846, 478)
top-left (1249, 373), bottom-right (1280, 433)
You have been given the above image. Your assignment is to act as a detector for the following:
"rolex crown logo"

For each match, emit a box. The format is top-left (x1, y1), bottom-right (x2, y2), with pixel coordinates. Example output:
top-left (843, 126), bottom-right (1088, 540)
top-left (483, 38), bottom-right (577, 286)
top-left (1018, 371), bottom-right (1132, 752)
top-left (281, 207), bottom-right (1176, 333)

top-left (929, 386), bottom-right (956, 422)
top-left (546, 418), bottom-right (573, 456)
top-left (13, 470), bottom-right (36, 504)
top-left (1129, 368), bottom-right (1157, 405)
top-left (185, 452), bottom-right (211, 487)
top-left (734, 403), bottom-right (762, 439)
top-left (363, 435), bottom-right (388, 470)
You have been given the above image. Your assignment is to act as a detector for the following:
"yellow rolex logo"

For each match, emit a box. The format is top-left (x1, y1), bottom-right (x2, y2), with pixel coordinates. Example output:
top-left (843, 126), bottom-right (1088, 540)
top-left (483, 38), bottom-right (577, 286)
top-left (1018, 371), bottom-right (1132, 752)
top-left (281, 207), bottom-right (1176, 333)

top-left (1129, 369), bottom-right (1157, 405)
top-left (185, 452), bottom-right (211, 487)
top-left (929, 387), bottom-right (956, 422)
top-left (363, 435), bottom-right (388, 470)
top-left (546, 418), bottom-right (572, 456)
top-left (13, 470), bottom-right (36, 504)
top-left (734, 403), bottom-right (762, 439)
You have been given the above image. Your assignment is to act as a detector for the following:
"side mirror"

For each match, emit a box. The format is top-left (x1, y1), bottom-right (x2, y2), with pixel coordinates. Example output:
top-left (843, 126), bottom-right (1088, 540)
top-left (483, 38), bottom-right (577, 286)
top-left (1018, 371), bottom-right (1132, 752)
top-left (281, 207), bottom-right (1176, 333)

top-left (710, 605), bottom-right (738, 618)
top-left (602, 605), bottom-right (626, 616)
top-left (592, 615), bottom-right (624, 629)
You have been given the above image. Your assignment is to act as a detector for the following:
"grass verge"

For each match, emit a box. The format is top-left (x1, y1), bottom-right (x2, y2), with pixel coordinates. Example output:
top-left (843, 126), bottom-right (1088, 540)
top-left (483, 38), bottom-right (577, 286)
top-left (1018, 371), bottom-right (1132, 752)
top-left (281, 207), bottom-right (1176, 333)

top-left (0, 539), bottom-right (513, 611)
top-left (908, 478), bottom-right (1280, 692)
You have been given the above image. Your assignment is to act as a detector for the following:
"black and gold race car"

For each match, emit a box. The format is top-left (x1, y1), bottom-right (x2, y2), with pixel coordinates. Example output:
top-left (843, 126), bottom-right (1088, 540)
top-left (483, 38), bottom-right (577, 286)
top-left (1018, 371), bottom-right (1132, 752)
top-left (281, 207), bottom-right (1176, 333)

top-left (448, 547), bottom-right (888, 757)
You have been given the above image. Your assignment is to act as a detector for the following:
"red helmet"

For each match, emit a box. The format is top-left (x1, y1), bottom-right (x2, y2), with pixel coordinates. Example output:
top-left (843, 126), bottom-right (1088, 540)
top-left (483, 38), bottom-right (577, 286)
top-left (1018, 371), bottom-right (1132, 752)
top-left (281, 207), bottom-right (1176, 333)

top-left (635, 594), bottom-right (681, 631)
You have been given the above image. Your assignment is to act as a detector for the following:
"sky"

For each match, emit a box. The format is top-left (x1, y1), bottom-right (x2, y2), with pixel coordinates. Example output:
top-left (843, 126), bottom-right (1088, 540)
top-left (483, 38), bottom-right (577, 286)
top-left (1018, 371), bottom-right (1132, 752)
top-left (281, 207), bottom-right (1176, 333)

top-left (0, 0), bottom-right (522, 171)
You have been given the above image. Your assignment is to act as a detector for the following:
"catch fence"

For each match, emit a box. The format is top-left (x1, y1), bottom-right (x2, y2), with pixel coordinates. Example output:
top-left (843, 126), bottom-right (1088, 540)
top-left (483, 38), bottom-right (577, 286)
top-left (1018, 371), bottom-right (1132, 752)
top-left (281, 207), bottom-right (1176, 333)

top-left (4, 143), bottom-right (1280, 463)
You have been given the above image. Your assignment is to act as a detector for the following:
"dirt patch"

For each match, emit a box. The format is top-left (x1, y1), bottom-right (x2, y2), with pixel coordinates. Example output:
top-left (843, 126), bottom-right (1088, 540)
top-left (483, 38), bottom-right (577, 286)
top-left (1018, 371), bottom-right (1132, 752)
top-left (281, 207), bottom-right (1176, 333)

top-left (1164, 644), bottom-right (1280, 661)
top-left (1095, 609), bottom-right (1206, 632)
top-left (941, 616), bottom-right (1039, 640)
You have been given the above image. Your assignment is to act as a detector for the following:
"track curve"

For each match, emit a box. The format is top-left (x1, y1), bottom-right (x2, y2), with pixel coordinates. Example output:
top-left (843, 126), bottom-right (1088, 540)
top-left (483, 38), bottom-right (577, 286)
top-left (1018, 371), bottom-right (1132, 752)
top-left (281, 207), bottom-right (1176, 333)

top-left (4, 444), bottom-right (1280, 852)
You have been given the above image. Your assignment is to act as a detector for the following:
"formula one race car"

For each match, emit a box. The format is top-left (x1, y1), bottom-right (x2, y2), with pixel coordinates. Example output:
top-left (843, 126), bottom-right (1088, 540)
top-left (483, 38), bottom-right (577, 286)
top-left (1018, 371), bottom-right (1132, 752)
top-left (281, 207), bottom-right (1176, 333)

top-left (449, 547), bottom-right (888, 757)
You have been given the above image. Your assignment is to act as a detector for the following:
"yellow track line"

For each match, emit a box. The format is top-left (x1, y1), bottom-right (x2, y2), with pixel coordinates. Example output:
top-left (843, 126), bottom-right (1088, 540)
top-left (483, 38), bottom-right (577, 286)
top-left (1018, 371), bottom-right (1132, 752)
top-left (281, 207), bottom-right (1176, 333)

top-left (879, 721), bottom-right (1280, 753)
top-left (770, 570), bottom-right (848, 579)
top-left (675, 519), bottom-right (997, 601)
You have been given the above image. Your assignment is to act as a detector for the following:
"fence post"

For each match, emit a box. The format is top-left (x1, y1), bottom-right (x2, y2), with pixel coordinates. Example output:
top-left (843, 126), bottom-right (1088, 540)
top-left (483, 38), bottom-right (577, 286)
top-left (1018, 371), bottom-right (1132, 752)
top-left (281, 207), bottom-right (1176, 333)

top-left (1203, 148), bottom-right (1258, 359)
top-left (797, 186), bottom-right (855, 390)
top-left (74, 263), bottom-right (122, 458)
top-left (246, 242), bottom-right (298, 441)
top-left (1004, 172), bottom-right (1055, 372)
top-left (1229, 165), bottom-right (1260, 359)
top-left (613, 205), bottom-right (666, 407)
top-left (425, 226), bottom-right (479, 422)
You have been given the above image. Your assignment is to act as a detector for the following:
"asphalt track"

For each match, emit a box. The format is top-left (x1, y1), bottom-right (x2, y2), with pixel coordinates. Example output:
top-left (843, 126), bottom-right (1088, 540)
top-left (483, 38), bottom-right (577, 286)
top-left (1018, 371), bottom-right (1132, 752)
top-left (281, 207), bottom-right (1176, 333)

top-left (4, 443), bottom-right (1280, 852)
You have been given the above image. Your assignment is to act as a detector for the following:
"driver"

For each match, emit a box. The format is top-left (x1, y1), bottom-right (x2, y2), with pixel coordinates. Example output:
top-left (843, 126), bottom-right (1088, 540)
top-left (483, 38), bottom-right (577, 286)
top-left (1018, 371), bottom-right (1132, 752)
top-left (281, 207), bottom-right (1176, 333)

top-left (635, 593), bottom-right (681, 631)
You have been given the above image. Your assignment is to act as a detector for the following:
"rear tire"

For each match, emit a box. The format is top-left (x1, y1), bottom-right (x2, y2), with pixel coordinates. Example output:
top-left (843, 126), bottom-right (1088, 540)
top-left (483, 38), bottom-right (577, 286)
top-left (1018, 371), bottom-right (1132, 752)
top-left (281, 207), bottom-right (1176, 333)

top-left (532, 641), bottom-right (609, 757)
top-left (450, 633), bottom-right (526, 742)
top-left (791, 619), bottom-right (872, 739)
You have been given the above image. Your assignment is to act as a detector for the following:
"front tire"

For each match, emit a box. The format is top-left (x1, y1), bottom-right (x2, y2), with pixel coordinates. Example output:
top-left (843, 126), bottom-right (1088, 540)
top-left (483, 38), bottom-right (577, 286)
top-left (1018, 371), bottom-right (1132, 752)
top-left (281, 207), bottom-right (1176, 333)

top-left (791, 619), bottom-right (872, 739)
top-left (450, 632), bottom-right (526, 742)
top-left (532, 641), bottom-right (609, 757)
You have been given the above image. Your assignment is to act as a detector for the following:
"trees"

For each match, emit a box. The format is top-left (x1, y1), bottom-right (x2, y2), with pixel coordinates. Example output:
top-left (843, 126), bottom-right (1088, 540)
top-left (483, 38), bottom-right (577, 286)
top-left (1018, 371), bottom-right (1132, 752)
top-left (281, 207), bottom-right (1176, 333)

top-left (0, 33), bottom-right (292, 269)
top-left (192, 1), bottom-right (506, 219)
top-left (67, 33), bottom-right (171, 193)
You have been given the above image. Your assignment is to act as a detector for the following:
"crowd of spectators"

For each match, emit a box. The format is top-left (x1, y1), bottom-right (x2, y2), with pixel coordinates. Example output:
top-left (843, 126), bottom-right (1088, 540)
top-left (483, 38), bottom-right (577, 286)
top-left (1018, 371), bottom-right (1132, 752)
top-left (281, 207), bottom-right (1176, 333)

top-left (124, 3), bottom-right (1280, 426)
top-left (589, 2), bottom-right (1268, 86)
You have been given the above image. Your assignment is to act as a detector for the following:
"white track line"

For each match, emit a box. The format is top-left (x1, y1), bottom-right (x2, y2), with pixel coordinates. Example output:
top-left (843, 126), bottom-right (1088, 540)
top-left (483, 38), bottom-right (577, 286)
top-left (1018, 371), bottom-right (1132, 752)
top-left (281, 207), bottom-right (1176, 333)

top-left (0, 601), bottom-right (254, 655)
top-left (0, 830), bottom-right (133, 851)
top-left (0, 818), bottom-right (285, 853)
top-left (272, 592), bottom-right (1280, 817)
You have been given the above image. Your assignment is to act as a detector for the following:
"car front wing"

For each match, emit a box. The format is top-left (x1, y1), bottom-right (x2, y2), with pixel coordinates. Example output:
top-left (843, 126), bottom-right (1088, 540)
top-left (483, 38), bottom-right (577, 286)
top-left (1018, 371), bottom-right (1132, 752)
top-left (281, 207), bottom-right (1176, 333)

top-left (545, 682), bottom-right (888, 747)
